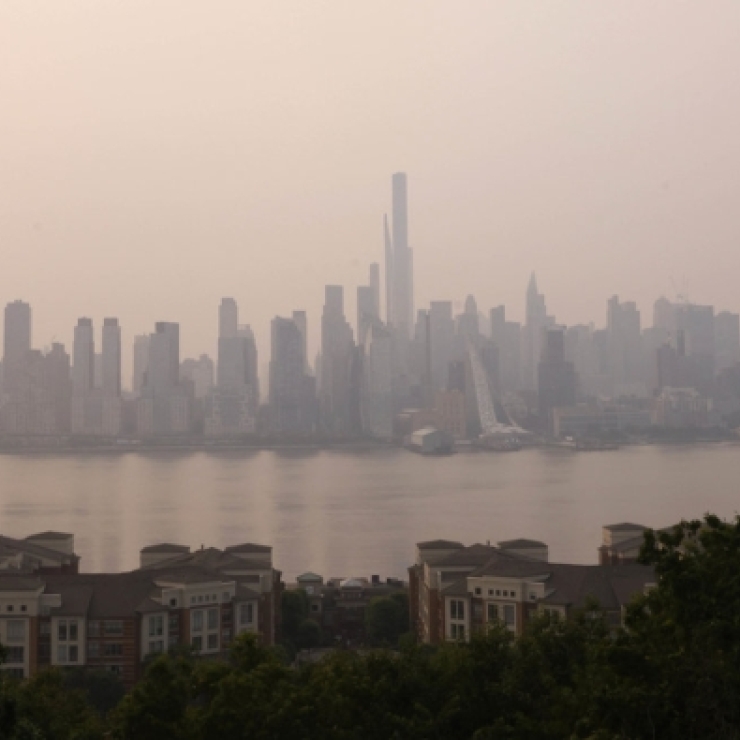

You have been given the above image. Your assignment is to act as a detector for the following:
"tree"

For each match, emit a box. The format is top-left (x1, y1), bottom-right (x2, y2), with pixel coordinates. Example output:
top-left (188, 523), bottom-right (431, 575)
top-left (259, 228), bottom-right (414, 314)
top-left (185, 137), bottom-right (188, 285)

top-left (296, 619), bottom-right (322, 650)
top-left (365, 596), bottom-right (405, 646)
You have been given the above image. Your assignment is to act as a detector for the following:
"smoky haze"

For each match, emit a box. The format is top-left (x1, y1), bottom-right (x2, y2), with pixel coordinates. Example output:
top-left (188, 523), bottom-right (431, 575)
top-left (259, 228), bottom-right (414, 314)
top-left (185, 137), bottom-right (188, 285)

top-left (1, 1), bottom-right (739, 382)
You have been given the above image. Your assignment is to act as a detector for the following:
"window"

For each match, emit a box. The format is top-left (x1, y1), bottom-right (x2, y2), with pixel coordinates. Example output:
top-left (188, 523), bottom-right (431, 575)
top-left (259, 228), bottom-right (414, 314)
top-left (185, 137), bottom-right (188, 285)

top-left (192, 635), bottom-right (203, 651)
top-left (6, 668), bottom-right (24, 680)
top-left (6, 605), bottom-right (13, 613)
top-left (20, 606), bottom-right (26, 613)
top-left (311, 604), bottom-right (320, 613)
top-left (107, 665), bottom-right (122, 676)
top-left (88, 621), bottom-right (100, 638)
top-left (207, 608), bottom-right (219, 631)
top-left (169, 598), bottom-right (178, 607)
top-left (450, 600), bottom-right (465, 620)
top-left (487, 603), bottom-right (499, 622)
top-left (88, 642), bottom-right (99, 659)
top-left (503, 604), bottom-right (516, 628)
top-left (222, 629), bottom-right (231, 643)
top-left (69, 621), bottom-right (78, 641)
top-left (104, 621), bottom-right (124, 636)
top-left (495, 590), bottom-right (500, 596)
top-left (190, 597), bottom-right (195, 605)
top-left (57, 645), bottom-right (68, 663)
top-left (6, 621), bottom-right (25, 643)
top-left (474, 587), bottom-right (481, 595)
top-left (488, 589), bottom-right (494, 596)
top-left (69, 645), bottom-right (79, 663)
top-left (168, 615), bottom-right (179, 632)
top-left (104, 643), bottom-right (123, 657)
top-left (207, 633), bottom-right (218, 650)
top-left (239, 604), bottom-right (254, 626)
top-left (530, 593), bottom-right (537, 601)
top-left (148, 640), bottom-right (164, 655)
top-left (58, 622), bottom-right (68, 641)
top-left (6, 646), bottom-right (24, 664)
top-left (149, 615), bottom-right (164, 637)
top-left (450, 623), bottom-right (465, 640)
top-left (40, 622), bottom-right (51, 636)
top-left (168, 635), bottom-right (178, 647)
top-left (192, 610), bottom-right (204, 633)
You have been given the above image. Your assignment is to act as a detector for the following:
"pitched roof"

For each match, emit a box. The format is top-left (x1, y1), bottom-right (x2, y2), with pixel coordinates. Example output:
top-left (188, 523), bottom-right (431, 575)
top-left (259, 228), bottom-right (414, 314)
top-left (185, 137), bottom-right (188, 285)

top-left (417, 540), bottom-right (464, 551)
top-left (497, 539), bottom-right (547, 549)
top-left (25, 531), bottom-right (73, 541)
top-left (224, 543), bottom-right (271, 554)
top-left (141, 543), bottom-right (190, 554)
top-left (603, 523), bottom-right (647, 532)
top-left (0, 576), bottom-right (45, 592)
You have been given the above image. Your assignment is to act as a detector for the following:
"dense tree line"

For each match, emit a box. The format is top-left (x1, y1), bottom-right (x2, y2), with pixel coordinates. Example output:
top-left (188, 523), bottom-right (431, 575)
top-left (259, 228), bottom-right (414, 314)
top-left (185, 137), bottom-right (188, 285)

top-left (1, 514), bottom-right (740, 739)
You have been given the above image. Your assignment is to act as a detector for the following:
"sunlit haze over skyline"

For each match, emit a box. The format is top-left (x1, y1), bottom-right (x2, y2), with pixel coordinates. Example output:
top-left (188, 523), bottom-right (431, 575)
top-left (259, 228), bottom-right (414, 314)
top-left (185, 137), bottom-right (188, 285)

top-left (2, 1), bottom-right (739, 381)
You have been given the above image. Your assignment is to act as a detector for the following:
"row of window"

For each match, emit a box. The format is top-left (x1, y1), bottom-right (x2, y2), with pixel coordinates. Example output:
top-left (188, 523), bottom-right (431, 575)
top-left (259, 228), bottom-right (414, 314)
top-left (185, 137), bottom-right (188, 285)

top-left (189, 592), bottom-right (231, 606)
top-left (192, 633), bottom-right (220, 652)
top-left (87, 621), bottom-right (124, 637)
top-left (2, 605), bottom-right (28, 613)
top-left (487, 603), bottom-right (516, 627)
top-left (474, 587), bottom-right (518, 599)
top-left (87, 642), bottom-right (123, 658)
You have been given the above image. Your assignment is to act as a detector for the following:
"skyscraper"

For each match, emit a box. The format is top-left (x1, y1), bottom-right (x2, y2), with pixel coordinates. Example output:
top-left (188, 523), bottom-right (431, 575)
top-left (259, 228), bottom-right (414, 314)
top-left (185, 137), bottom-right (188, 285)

top-left (269, 316), bottom-right (314, 434)
top-left (523, 273), bottom-right (548, 391)
top-left (219, 298), bottom-right (238, 339)
top-left (209, 299), bottom-right (258, 436)
top-left (385, 173), bottom-right (414, 338)
top-left (319, 286), bottom-right (354, 433)
top-left (538, 327), bottom-right (576, 427)
top-left (3, 300), bottom-right (32, 395)
top-left (72, 318), bottom-right (95, 397)
top-left (102, 318), bottom-right (121, 397)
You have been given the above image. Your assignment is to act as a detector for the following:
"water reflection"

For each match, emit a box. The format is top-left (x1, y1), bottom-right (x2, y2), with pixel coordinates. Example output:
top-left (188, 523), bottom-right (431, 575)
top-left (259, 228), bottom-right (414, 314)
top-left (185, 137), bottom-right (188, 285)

top-left (0, 446), bottom-right (737, 578)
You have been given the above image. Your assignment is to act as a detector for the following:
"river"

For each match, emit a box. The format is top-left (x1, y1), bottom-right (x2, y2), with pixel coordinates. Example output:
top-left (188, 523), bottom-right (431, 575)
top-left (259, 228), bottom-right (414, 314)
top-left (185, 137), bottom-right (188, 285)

top-left (0, 444), bottom-right (737, 579)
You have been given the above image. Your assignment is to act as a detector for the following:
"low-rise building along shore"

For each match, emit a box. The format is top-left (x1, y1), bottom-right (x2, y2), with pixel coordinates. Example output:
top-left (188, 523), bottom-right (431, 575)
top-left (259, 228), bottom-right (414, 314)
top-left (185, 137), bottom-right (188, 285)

top-left (0, 533), bottom-right (282, 686)
top-left (409, 528), bottom-right (656, 644)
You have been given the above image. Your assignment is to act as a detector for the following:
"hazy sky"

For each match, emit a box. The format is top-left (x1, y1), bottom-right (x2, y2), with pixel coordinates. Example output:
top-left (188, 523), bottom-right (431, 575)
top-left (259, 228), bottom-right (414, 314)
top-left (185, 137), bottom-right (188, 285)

top-left (2, 2), bottom-right (739, 385)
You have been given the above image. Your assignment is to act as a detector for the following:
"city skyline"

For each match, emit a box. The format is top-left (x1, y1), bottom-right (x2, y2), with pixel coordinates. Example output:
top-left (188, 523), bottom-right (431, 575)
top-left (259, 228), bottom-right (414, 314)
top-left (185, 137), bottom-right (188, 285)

top-left (2, 3), bottom-right (740, 381)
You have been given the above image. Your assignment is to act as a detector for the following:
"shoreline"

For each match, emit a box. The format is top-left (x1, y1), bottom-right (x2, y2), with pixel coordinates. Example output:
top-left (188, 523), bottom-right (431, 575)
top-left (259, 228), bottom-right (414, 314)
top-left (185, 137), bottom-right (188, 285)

top-left (0, 437), bottom-right (736, 455)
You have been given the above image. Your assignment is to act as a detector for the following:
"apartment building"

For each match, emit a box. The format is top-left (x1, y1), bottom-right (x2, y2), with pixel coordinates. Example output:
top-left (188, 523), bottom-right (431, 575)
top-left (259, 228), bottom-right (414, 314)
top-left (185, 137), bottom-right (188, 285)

top-left (0, 534), bottom-right (282, 687)
top-left (409, 534), bottom-right (654, 644)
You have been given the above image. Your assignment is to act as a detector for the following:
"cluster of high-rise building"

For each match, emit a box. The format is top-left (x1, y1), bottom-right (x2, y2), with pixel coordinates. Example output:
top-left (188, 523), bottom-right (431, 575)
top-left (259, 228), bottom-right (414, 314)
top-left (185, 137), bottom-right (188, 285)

top-left (1, 173), bottom-right (739, 443)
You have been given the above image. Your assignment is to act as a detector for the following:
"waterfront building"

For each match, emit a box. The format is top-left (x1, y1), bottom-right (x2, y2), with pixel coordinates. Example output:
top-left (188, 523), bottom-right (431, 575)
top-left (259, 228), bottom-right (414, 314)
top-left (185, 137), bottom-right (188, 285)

top-left (137, 322), bottom-right (191, 436)
top-left (607, 296), bottom-right (646, 397)
top-left (0, 532), bottom-right (281, 687)
top-left (409, 536), bottom-right (654, 645)
top-left (269, 315), bottom-right (314, 434)
top-left (2, 300), bottom-right (32, 397)
top-left (319, 286), bottom-right (354, 434)
top-left (522, 274), bottom-right (548, 391)
top-left (537, 327), bottom-right (576, 428)
top-left (360, 321), bottom-right (393, 440)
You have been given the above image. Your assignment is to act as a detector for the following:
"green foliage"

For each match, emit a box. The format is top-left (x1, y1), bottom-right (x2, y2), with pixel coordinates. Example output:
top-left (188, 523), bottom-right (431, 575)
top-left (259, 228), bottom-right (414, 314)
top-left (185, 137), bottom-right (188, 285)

top-left (62, 667), bottom-right (126, 716)
top-left (365, 595), bottom-right (407, 646)
top-left (281, 589), bottom-right (309, 644)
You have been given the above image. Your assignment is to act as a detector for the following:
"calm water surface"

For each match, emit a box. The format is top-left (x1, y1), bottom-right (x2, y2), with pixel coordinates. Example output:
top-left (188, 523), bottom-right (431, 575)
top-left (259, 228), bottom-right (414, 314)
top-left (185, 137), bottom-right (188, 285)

top-left (0, 445), bottom-right (737, 579)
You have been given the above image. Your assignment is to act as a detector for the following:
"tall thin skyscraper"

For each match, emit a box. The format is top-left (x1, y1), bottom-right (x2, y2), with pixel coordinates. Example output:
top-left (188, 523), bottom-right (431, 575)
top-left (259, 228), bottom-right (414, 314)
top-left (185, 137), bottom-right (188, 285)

top-left (3, 300), bottom-right (32, 395)
top-left (102, 318), bottom-right (121, 397)
top-left (148, 322), bottom-right (180, 393)
top-left (523, 273), bottom-right (548, 391)
top-left (72, 318), bottom-right (95, 397)
top-left (219, 298), bottom-right (238, 339)
top-left (292, 311), bottom-right (308, 374)
top-left (385, 173), bottom-right (414, 338)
